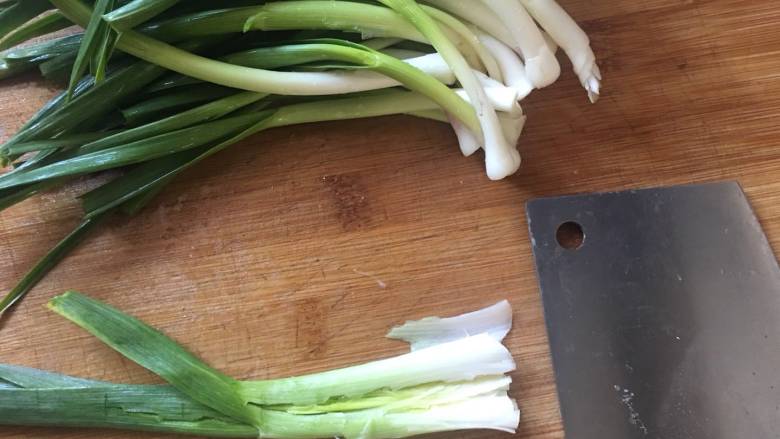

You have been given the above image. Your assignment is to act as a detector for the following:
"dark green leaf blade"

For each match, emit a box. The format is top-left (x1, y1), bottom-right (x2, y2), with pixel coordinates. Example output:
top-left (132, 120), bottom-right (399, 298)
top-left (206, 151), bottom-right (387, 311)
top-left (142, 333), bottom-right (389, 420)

top-left (104, 0), bottom-right (182, 30)
top-left (67, 0), bottom-right (114, 99)
top-left (0, 0), bottom-right (52, 40)
top-left (2, 60), bottom-right (164, 162)
top-left (120, 84), bottom-right (236, 126)
top-left (0, 364), bottom-right (257, 437)
top-left (0, 112), bottom-right (270, 190)
top-left (82, 90), bottom-right (265, 155)
top-left (47, 291), bottom-right (255, 424)
top-left (5, 131), bottom-right (119, 156)
top-left (0, 11), bottom-right (72, 51)
top-left (90, 0), bottom-right (117, 82)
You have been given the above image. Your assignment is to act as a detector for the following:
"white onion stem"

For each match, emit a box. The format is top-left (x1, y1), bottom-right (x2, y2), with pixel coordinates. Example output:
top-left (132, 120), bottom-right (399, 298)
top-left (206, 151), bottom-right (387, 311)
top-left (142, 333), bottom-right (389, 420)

top-left (482, 0), bottom-right (561, 88)
top-left (519, 0), bottom-right (602, 101)
top-left (477, 33), bottom-right (534, 100)
top-left (449, 115), bottom-right (482, 157)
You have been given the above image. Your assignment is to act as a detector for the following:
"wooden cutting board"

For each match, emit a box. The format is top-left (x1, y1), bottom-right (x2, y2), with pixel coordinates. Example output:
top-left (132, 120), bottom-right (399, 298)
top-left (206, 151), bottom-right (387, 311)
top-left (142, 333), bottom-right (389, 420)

top-left (1, 1), bottom-right (779, 438)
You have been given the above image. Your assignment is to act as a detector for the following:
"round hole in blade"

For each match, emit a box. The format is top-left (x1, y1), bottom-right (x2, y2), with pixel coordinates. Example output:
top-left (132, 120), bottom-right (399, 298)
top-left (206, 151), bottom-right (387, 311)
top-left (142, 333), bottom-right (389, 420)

top-left (556, 221), bottom-right (584, 250)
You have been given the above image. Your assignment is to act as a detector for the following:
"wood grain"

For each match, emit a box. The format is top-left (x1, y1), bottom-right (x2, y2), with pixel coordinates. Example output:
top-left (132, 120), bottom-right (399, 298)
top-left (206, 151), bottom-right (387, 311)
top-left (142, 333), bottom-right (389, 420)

top-left (1, 1), bottom-right (779, 438)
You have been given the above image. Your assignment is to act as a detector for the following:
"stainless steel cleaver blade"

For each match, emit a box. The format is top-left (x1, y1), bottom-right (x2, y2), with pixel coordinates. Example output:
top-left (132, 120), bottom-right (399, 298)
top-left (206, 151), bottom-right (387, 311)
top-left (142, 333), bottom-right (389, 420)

top-left (526, 181), bottom-right (780, 439)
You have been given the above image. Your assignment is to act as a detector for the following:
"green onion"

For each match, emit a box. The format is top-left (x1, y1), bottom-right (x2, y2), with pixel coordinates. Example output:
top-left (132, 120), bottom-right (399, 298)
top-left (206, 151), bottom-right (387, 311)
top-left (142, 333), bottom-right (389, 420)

top-left (90, 4), bottom-right (117, 82)
top-left (37, 291), bottom-right (520, 437)
top-left (0, 298), bottom-right (520, 437)
top-left (519, 0), bottom-right (602, 101)
top-left (48, 291), bottom-right (256, 424)
top-left (0, 0), bottom-right (600, 332)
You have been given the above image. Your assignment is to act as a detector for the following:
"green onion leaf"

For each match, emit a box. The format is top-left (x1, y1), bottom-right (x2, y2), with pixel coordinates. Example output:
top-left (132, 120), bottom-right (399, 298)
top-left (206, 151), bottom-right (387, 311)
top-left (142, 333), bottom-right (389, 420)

top-left (120, 84), bottom-right (236, 126)
top-left (67, 0), bottom-right (115, 100)
top-left (0, 111), bottom-right (273, 190)
top-left (0, 0), bottom-right (52, 41)
top-left (104, 0), bottom-right (182, 30)
top-left (0, 12), bottom-right (71, 51)
top-left (0, 365), bottom-right (258, 437)
top-left (47, 291), bottom-right (256, 424)
top-left (5, 131), bottom-right (119, 156)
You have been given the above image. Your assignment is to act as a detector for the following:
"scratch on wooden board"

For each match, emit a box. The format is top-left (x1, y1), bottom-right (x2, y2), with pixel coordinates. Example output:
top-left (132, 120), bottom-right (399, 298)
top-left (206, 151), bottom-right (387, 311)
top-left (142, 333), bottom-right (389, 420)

top-left (352, 269), bottom-right (387, 289)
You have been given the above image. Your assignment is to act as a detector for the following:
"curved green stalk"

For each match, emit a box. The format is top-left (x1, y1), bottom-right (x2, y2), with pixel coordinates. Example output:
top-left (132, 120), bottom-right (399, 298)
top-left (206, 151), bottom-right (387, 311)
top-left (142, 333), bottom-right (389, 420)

top-left (145, 2), bottom-right (425, 43)
top-left (144, 2), bottom-right (483, 68)
top-left (51, 1), bottom-right (480, 132)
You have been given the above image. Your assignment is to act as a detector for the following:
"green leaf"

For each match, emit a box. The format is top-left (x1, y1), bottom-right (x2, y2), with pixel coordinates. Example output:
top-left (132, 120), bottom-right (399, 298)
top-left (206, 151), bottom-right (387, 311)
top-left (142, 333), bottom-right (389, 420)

top-left (5, 131), bottom-right (119, 156)
top-left (0, 112), bottom-right (272, 190)
top-left (0, 12), bottom-right (71, 51)
top-left (67, 0), bottom-right (115, 100)
top-left (1, 59), bottom-right (164, 160)
top-left (120, 84), bottom-right (236, 126)
top-left (47, 291), bottom-right (256, 425)
top-left (118, 175), bottom-right (171, 216)
top-left (0, 33), bottom-right (82, 83)
top-left (82, 90), bottom-right (266, 155)
top-left (103, 0), bottom-right (181, 30)
top-left (0, 213), bottom-right (109, 316)
top-left (38, 51), bottom-right (77, 83)
top-left (0, 0), bottom-right (52, 41)
top-left (90, 3), bottom-right (117, 82)
top-left (0, 365), bottom-right (258, 437)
